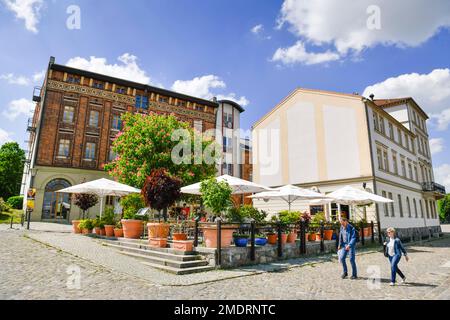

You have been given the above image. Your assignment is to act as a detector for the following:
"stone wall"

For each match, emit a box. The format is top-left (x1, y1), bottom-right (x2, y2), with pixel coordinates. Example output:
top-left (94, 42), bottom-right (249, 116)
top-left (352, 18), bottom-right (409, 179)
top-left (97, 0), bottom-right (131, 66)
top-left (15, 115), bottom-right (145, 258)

top-left (383, 225), bottom-right (442, 243)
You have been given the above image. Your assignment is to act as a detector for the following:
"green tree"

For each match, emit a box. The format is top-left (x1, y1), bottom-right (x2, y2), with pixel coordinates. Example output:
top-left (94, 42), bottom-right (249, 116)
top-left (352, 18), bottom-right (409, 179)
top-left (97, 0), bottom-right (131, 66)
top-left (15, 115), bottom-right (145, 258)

top-left (438, 194), bottom-right (450, 223)
top-left (105, 113), bottom-right (219, 188)
top-left (0, 142), bottom-right (25, 199)
top-left (200, 178), bottom-right (232, 218)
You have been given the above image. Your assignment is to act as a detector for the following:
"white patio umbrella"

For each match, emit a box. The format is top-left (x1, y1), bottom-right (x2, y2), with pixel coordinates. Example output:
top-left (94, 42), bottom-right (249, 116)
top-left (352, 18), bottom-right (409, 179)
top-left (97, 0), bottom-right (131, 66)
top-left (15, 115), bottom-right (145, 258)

top-left (248, 184), bottom-right (329, 213)
top-left (180, 174), bottom-right (270, 195)
top-left (57, 178), bottom-right (141, 218)
top-left (325, 185), bottom-right (393, 220)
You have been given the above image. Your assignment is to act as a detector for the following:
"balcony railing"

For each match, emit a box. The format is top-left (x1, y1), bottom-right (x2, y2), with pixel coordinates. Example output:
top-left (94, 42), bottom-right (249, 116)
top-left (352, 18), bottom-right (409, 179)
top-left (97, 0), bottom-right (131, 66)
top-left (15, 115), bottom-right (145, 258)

top-left (422, 182), bottom-right (446, 195)
top-left (26, 118), bottom-right (36, 132)
top-left (32, 86), bottom-right (42, 102)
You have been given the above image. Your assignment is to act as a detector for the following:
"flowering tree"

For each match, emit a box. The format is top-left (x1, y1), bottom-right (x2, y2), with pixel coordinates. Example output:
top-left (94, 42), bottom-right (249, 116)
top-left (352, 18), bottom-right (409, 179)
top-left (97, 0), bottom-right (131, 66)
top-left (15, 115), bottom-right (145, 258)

top-left (142, 168), bottom-right (182, 221)
top-left (105, 112), bottom-right (219, 188)
top-left (73, 193), bottom-right (99, 219)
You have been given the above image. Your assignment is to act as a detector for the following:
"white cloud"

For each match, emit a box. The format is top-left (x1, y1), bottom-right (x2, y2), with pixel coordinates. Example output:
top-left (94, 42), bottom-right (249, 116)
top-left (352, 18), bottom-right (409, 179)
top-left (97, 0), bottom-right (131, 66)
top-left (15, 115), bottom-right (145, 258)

top-left (275, 0), bottom-right (450, 64)
top-left (0, 73), bottom-right (30, 85)
top-left (251, 24), bottom-right (264, 35)
top-left (171, 75), bottom-right (249, 106)
top-left (66, 54), bottom-right (151, 84)
top-left (434, 164), bottom-right (450, 193)
top-left (272, 41), bottom-right (340, 65)
top-left (430, 138), bottom-right (444, 155)
top-left (2, 0), bottom-right (44, 33)
top-left (363, 69), bottom-right (450, 116)
top-left (32, 70), bottom-right (45, 82)
top-left (431, 109), bottom-right (450, 131)
top-left (0, 128), bottom-right (13, 145)
top-left (2, 98), bottom-right (35, 120)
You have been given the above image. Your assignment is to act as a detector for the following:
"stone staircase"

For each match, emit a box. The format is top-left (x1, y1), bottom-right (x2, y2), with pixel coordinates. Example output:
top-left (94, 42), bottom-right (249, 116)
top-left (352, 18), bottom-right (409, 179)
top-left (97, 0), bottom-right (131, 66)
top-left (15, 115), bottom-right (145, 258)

top-left (101, 238), bottom-right (214, 275)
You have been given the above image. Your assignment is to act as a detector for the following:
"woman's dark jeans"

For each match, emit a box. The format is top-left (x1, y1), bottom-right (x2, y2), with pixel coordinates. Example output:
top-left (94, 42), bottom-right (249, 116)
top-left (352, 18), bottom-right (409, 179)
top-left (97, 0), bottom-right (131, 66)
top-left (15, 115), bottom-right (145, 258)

top-left (388, 255), bottom-right (405, 283)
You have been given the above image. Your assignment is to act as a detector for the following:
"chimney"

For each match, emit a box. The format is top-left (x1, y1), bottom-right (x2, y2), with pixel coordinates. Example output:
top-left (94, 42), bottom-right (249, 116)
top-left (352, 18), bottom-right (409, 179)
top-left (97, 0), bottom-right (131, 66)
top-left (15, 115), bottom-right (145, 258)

top-left (369, 94), bottom-right (375, 101)
top-left (49, 56), bottom-right (55, 65)
top-left (212, 96), bottom-right (217, 102)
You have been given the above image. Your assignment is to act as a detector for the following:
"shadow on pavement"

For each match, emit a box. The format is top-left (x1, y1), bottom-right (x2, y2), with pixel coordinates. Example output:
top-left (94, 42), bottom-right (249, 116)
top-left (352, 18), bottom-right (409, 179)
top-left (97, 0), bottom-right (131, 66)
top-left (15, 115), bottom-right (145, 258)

top-left (356, 276), bottom-right (437, 288)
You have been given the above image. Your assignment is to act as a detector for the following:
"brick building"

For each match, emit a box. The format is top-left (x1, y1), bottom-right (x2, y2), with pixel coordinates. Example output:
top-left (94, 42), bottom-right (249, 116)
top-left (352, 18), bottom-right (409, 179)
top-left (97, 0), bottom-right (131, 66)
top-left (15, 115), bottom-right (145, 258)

top-left (22, 57), bottom-right (245, 222)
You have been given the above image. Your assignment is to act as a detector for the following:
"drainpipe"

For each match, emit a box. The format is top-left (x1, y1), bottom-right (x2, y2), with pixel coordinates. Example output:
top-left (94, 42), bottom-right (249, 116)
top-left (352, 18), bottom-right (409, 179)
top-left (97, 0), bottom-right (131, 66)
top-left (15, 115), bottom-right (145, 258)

top-left (363, 98), bottom-right (383, 243)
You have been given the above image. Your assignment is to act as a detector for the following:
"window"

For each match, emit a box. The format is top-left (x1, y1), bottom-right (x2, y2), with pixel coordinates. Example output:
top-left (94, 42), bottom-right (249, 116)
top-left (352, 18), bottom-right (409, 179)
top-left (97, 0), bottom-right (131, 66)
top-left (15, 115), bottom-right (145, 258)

top-left (388, 192), bottom-right (394, 217)
top-left (116, 87), bottom-right (126, 94)
top-left (373, 112), bottom-right (379, 131)
top-left (405, 135), bottom-right (410, 150)
top-left (377, 148), bottom-right (383, 170)
top-left (401, 159), bottom-right (406, 177)
top-left (223, 137), bottom-right (233, 153)
top-left (85, 142), bottom-right (96, 160)
top-left (58, 139), bottom-right (70, 157)
top-left (392, 153), bottom-right (398, 175)
top-left (135, 95), bottom-right (148, 109)
top-left (419, 200), bottom-right (424, 218)
top-left (388, 123), bottom-right (394, 140)
top-left (223, 112), bottom-right (233, 128)
top-left (93, 82), bottom-right (104, 89)
top-left (89, 110), bottom-right (99, 127)
top-left (177, 100), bottom-right (187, 107)
top-left (406, 197), bottom-right (411, 218)
top-left (63, 106), bottom-right (75, 123)
top-left (194, 104), bottom-right (203, 111)
top-left (398, 195), bottom-right (403, 217)
top-left (425, 199), bottom-right (430, 219)
top-left (383, 150), bottom-right (389, 172)
top-left (414, 166), bottom-right (418, 182)
top-left (67, 76), bottom-right (80, 84)
top-left (379, 117), bottom-right (386, 135)
top-left (413, 199), bottom-right (418, 218)
top-left (222, 163), bottom-right (233, 175)
top-left (108, 148), bottom-right (117, 162)
top-left (382, 191), bottom-right (389, 217)
top-left (398, 128), bottom-right (403, 146)
top-left (408, 163), bottom-right (413, 180)
top-left (158, 96), bottom-right (169, 104)
top-left (112, 114), bottom-right (122, 130)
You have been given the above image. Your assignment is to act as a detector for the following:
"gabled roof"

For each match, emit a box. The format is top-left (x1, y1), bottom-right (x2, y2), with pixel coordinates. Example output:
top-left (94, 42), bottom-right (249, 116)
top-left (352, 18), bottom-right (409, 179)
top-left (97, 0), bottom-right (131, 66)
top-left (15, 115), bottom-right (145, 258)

top-left (373, 97), bottom-right (429, 120)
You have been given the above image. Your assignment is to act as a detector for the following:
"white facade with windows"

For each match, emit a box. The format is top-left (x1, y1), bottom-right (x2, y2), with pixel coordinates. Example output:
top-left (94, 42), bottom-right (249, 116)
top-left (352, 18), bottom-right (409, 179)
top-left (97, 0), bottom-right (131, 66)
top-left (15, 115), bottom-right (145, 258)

top-left (252, 88), bottom-right (444, 235)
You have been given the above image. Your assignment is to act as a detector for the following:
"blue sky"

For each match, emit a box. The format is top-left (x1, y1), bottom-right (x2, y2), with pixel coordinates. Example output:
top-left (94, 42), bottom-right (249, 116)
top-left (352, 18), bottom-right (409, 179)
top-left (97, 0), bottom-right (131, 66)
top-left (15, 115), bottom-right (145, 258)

top-left (0, 0), bottom-right (449, 189)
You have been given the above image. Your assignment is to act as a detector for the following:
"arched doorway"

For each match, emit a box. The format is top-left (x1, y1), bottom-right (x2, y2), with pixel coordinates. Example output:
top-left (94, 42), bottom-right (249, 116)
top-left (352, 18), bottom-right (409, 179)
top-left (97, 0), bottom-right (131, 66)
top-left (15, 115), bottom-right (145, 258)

top-left (41, 179), bottom-right (72, 220)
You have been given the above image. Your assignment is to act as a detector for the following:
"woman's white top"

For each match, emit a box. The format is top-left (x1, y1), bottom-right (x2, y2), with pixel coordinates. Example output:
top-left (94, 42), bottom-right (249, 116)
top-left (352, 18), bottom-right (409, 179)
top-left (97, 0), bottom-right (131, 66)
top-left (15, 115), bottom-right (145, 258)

top-left (387, 238), bottom-right (395, 257)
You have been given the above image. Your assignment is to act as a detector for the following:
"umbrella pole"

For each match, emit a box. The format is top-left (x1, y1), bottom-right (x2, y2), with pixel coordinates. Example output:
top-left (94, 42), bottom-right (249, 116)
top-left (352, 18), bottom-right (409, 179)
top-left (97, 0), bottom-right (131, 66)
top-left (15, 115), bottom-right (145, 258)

top-left (100, 196), bottom-right (104, 219)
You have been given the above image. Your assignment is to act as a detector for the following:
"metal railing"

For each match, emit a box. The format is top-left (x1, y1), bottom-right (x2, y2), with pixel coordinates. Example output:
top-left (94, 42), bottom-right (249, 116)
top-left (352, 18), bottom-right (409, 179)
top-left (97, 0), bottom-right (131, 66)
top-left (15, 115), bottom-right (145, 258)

top-left (422, 182), bottom-right (446, 194)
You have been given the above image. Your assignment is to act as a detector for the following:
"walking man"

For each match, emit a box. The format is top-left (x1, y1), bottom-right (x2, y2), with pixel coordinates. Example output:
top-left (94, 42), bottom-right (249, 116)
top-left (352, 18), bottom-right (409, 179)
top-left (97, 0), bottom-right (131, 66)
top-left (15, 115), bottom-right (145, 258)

top-left (338, 217), bottom-right (358, 279)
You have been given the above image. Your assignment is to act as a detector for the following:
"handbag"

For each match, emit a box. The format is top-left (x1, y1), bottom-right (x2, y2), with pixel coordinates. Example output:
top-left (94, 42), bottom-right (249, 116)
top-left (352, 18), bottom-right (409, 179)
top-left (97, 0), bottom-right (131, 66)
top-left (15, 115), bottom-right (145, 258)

top-left (383, 243), bottom-right (389, 257)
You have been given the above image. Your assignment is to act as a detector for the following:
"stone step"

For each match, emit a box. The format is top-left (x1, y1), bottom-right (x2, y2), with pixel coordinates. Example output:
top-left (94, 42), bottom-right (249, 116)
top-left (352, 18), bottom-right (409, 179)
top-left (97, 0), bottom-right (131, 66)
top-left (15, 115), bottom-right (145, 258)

top-left (140, 261), bottom-right (215, 275)
top-left (102, 239), bottom-right (195, 255)
top-left (118, 251), bottom-right (210, 269)
top-left (104, 243), bottom-right (201, 262)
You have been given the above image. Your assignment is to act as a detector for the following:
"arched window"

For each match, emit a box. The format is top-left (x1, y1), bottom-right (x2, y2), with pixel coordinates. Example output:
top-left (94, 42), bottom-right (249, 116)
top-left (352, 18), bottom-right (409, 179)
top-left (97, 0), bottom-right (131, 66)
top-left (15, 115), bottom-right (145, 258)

top-left (42, 179), bottom-right (71, 220)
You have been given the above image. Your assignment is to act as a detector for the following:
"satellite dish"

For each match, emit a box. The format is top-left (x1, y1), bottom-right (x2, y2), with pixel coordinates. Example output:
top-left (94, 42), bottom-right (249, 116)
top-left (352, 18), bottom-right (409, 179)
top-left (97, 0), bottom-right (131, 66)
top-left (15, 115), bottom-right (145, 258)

top-left (311, 186), bottom-right (320, 193)
top-left (263, 198), bottom-right (270, 203)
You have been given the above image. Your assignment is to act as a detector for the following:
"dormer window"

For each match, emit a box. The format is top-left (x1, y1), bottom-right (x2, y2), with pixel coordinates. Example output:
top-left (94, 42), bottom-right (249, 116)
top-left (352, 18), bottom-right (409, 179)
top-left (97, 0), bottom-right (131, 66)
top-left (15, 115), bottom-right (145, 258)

top-left (67, 76), bottom-right (80, 84)
top-left (93, 82), bottom-right (104, 89)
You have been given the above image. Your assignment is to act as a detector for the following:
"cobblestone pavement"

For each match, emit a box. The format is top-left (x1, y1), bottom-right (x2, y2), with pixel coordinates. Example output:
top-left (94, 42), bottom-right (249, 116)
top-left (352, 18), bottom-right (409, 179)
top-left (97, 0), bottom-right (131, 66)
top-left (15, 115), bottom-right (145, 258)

top-left (1, 224), bottom-right (450, 300)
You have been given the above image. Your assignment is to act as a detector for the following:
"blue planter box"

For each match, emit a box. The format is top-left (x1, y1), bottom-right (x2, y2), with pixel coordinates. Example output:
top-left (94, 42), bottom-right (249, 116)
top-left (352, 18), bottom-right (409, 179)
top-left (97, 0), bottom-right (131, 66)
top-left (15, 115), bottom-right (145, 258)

top-left (255, 238), bottom-right (268, 246)
top-left (234, 237), bottom-right (249, 247)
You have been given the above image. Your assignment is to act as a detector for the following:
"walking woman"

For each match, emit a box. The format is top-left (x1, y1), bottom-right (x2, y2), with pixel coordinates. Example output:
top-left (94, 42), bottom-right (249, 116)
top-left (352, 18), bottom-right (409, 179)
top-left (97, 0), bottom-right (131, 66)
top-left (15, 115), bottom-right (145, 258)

top-left (384, 227), bottom-right (409, 286)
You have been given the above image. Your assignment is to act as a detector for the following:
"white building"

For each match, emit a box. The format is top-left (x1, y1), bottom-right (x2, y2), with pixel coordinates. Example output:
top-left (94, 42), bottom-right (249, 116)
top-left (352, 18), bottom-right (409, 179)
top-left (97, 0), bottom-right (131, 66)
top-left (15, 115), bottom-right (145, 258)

top-left (252, 88), bottom-right (445, 238)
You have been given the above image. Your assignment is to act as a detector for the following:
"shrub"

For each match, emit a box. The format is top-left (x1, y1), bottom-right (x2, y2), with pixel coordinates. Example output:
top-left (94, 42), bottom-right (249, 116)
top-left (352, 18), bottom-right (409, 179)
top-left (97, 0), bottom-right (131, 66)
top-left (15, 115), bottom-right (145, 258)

top-left (239, 205), bottom-right (267, 223)
top-left (78, 219), bottom-right (94, 230)
top-left (121, 193), bottom-right (145, 220)
top-left (200, 178), bottom-right (232, 217)
top-left (7, 196), bottom-right (23, 209)
top-left (0, 198), bottom-right (12, 213)
top-left (279, 210), bottom-right (301, 225)
top-left (102, 206), bottom-right (115, 225)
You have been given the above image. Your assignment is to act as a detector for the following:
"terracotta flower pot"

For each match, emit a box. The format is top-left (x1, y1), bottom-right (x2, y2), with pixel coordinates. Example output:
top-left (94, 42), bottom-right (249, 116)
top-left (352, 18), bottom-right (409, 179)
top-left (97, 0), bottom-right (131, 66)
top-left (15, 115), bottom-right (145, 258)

top-left (308, 233), bottom-right (316, 241)
top-left (267, 234), bottom-right (277, 245)
top-left (113, 228), bottom-right (124, 238)
top-left (104, 225), bottom-right (115, 237)
top-left (82, 228), bottom-right (92, 235)
top-left (324, 230), bottom-right (334, 241)
top-left (121, 219), bottom-right (144, 239)
top-left (202, 227), bottom-right (235, 248)
top-left (172, 233), bottom-right (188, 241)
top-left (94, 227), bottom-right (102, 236)
top-left (280, 233), bottom-right (288, 244)
top-left (72, 220), bottom-right (82, 234)
top-left (100, 228), bottom-right (106, 236)
top-left (315, 233), bottom-right (322, 241)
top-left (172, 240), bottom-right (194, 252)
top-left (363, 227), bottom-right (372, 237)
top-left (147, 223), bottom-right (170, 239)
top-left (287, 232), bottom-right (297, 243)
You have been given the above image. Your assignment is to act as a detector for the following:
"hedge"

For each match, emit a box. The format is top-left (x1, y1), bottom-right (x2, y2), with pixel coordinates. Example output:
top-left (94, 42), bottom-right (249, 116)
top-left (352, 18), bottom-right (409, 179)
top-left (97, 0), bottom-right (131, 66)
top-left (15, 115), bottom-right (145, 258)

top-left (7, 196), bottom-right (24, 210)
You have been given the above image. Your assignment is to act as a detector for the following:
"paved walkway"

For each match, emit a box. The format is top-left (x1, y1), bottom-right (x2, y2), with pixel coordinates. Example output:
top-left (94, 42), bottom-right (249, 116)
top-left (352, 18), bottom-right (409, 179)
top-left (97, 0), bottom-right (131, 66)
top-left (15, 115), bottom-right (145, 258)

top-left (1, 223), bottom-right (450, 299)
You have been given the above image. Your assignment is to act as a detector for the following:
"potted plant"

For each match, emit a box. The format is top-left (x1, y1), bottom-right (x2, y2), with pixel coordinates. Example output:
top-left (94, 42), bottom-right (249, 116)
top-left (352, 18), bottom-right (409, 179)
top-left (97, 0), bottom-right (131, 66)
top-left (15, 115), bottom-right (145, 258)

top-left (93, 217), bottom-right (105, 236)
top-left (78, 219), bottom-right (94, 235)
top-left (279, 211), bottom-right (301, 243)
top-left (233, 234), bottom-right (249, 247)
top-left (142, 169), bottom-right (181, 241)
top-left (103, 206), bottom-right (116, 237)
top-left (72, 193), bottom-right (99, 234)
top-left (114, 221), bottom-right (124, 238)
top-left (255, 234), bottom-right (268, 246)
top-left (120, 193), bottom-right (145, 239)
top-left (267, 231), bottom-right (277, 245)
top-left (171, 222), bottom-right (188, 241)
top-left (200, 178), bottom-right (235, 248)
